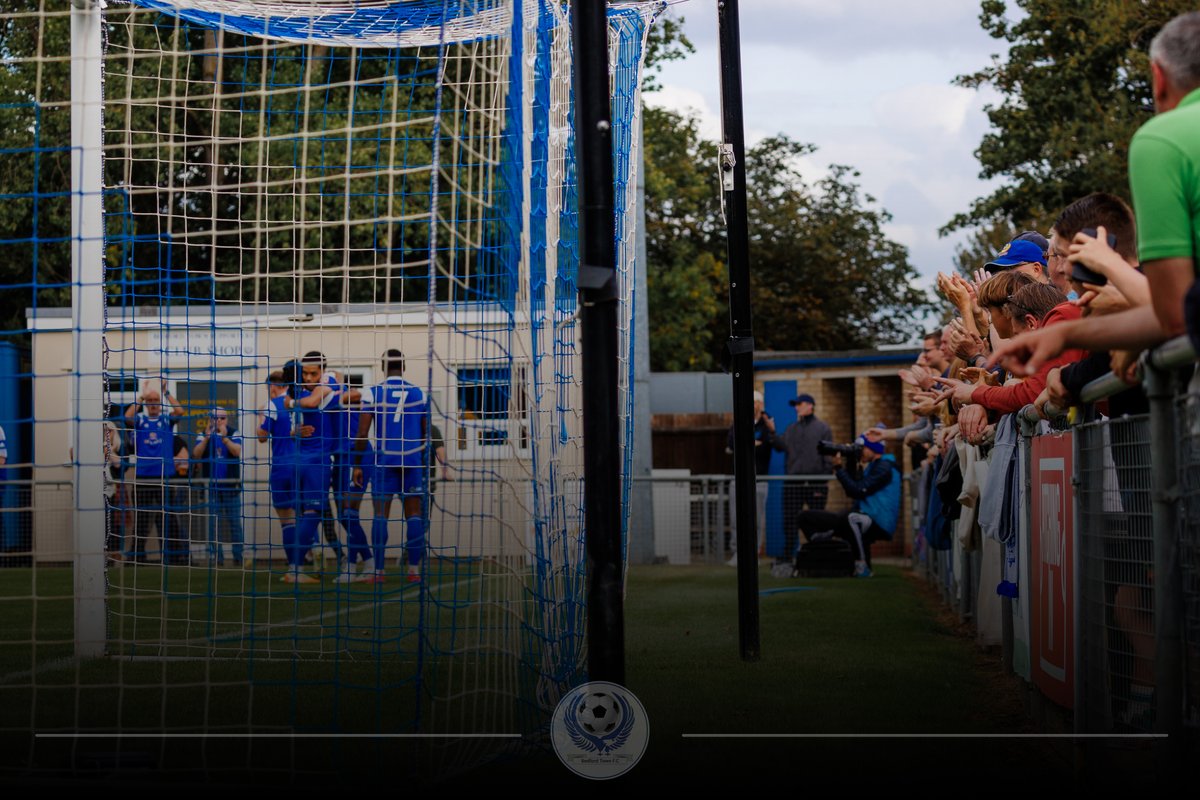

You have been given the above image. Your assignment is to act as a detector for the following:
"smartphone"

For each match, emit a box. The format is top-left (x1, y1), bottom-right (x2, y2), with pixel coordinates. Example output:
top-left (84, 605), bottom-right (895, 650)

top-left (1070, 227), bottom-right (1118, 287)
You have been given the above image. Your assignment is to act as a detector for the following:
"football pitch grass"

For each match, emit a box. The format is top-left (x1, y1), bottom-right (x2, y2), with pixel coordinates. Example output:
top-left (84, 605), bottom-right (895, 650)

top-left (1, 561), bottom-right (1080, 786)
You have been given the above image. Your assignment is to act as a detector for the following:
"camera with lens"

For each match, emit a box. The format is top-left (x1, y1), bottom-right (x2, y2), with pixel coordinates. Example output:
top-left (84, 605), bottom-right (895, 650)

top-left (817, 440), bottom-right (863, 460)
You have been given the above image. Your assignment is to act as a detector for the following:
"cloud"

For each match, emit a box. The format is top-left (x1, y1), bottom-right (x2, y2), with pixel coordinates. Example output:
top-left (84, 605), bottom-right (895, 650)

top-left (648, 4), bottom-right (1010, 289)
top-left (644, 85), bottom-right (723, 141)
top-left (667, 0), bottom-right (1002, 61)
top-left (872, 84), bottom-right (974, 137)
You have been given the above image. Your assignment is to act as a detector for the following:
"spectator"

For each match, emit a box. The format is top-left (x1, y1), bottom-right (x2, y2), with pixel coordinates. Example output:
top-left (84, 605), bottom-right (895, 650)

top-left (985, 237), bottom-right (1050, 284)
top-left (937, 282), bottom-right (1086, 414)
top-left (796, 433), bottom-right (902, 578)
top-left (429, 422), bottom-right (451, 490)
top-left (164, 432), bottom-right (192, 565)
top-left (1038, 192), bottom-right (1150, 417)
top-left (124, 379), bottom-right (183, 563)
top-left (976, 270), bottom-right (1036, 340)
top-left (772, 392), bottom-right (832, 558)
top-left (725, 389), bottom-right (775, 565)
top-left (991, 11), bottom-right (1200, 375)
top-left (924, 329), bottom-right (950, 375)
top-left (103, 404), bottom-right (128, 561)
top-left (193, 407), bottom-right (243, 566)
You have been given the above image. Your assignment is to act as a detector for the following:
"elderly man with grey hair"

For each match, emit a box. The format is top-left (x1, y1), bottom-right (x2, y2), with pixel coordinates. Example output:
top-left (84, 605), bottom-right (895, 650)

top-left (725, 390), bottom-right (775, 565)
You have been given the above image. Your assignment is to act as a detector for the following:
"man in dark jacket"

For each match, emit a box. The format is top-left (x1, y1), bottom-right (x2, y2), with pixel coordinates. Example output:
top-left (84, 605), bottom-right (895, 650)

top-left (772, 393), bottom-right (832, 558)
top-left (796, 433), bottom-right (901, 578)
top-left (725, 390), bottom-right (775, 564)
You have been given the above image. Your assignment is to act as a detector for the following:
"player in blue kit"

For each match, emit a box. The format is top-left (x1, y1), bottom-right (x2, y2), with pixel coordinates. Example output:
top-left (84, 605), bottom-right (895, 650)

top-left (353, 349), bottom-right (428, 584)
top-left (304, 352), bottom-right (349, 569)
top-left (304, 354), bottom-right (375, 583)
top-left (123, 378), bottom-right (183, 563)
top-left (289, 355), bottom-right (361, 580)
top-left (257, 369), bottom-right (316, 582)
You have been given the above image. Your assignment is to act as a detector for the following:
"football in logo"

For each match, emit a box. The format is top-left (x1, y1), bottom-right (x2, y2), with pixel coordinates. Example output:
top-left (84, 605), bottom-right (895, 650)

top-left (551, 681), bottom-right (648, 780)
top-left (577, 692), bottom-right (621, 735)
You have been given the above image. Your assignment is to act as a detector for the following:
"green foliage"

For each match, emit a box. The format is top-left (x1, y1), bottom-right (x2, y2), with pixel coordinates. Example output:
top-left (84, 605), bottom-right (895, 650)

top-left (642, 106), bottom-right (724, 371)
top-left (745, 152), bottom-right (933, 353)
top-left (642, 9), bottom-right (694, 92)
top-left (643, 107), bottom-right (934, 370)
top-left (947, 0), bottom-right (1195, 234)
top-left (0, 6), bottom-right (72, 333)
top-left (951, 216), bottom-right (1032, 277)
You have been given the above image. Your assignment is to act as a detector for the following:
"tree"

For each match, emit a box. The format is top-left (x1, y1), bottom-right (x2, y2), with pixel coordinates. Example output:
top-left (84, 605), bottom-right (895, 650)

top-left (642, 106), bottom-right (934, 370)
top-left (951, 216), bottom-right (1028, 277)
top-left (642, 105), bottom-right (725, 371)
top-left (743, 146), bottom-right (934, 354)
top-left (947, 0), bottom-right (1195, 234)
top-left (642, 8), bottom-right (694, 92)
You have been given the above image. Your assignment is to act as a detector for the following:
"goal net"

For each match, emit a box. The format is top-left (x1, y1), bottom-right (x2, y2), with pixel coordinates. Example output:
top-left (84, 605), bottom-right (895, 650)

top-left (1, 0), bottom-right (655, 780)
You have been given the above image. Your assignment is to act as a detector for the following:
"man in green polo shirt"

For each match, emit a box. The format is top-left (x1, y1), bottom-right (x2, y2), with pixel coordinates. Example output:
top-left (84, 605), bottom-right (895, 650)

top-left (990, 11), bottom-right (1200, 375)
top-left (1129, 11), bottom-right (1200, 330)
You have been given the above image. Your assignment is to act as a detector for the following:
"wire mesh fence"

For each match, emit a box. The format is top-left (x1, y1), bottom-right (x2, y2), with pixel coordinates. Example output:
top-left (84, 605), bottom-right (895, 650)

top-left (1075, 415), bottom-right (1155, 732)
top-left (635, 474), bottom-right (844, 566)
top-left (1177, 381), bottom-right (1200, 728)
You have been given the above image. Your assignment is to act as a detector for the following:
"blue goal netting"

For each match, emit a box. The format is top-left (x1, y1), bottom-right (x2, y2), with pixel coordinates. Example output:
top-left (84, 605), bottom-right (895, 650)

top-left (0, 0), bottom-right (657, 780)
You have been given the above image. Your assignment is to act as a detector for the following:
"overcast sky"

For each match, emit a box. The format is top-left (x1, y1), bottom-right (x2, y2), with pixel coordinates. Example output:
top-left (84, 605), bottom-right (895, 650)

top-left (644, 0), bottom-right (1011, 298)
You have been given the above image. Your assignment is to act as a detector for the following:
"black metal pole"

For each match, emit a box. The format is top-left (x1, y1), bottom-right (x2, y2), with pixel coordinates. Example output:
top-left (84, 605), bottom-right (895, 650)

top-left (573, 0), bottom-right (624, 684)
top-left (718, 0), bottom-right (761, 661)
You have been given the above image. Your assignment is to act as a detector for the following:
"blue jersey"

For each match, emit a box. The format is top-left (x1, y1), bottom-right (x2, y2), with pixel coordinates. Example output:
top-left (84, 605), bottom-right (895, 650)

top-left (296, 386), bottom-right (341, 462)
top-left (201, 432), bottom-right (241, 483)
top-left (133, 412), bottom-right (176, 479)
top-left (361, 376), bottom-right (427, 468)
top-left (260, 396), bottom-right (296, 464)
top-left (323, 373), bottom-right (358, 456)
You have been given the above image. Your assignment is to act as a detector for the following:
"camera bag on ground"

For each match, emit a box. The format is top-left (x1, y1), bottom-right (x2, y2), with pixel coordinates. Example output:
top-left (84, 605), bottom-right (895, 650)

top-left (793, 533), bottom-right (855, 577)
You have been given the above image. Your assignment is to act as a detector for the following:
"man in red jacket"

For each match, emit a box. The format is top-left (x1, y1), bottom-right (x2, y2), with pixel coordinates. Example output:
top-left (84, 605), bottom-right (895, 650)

top-left (935, 282), bottom-right (1087, 413)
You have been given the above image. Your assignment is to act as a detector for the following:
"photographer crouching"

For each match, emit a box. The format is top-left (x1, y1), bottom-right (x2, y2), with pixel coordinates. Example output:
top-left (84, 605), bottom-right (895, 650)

top-left (796, 432), bottom-right (902, 578)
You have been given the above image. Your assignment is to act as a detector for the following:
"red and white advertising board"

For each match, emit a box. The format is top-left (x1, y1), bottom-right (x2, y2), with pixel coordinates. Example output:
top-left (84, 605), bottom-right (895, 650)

top-left (1029, 432), bottom-right (1074, 709)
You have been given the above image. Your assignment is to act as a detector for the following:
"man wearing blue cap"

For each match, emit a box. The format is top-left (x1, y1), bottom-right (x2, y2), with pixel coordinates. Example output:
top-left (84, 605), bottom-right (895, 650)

top-left (984, 238), bottom-right (1050, 284)
top-left (772, 392), bottom-right (832, 558)
top-left (797, 431), bottom-right (902, 578)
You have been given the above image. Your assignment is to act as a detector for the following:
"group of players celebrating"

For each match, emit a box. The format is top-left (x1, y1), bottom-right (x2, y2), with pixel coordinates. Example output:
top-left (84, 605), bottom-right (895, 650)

top-left (258, 349), bottom-right (427, 585)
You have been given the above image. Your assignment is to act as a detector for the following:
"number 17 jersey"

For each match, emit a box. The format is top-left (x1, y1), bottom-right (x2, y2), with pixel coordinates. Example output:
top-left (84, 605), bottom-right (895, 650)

top-left (361, 376), bottom-right (428, 469)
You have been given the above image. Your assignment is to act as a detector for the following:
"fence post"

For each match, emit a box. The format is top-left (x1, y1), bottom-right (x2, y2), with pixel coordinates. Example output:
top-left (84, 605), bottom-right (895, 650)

top-left (1143, 362), bottom-right (1184, 752)
top-left (1072, 422), bottom-right (1086, 737)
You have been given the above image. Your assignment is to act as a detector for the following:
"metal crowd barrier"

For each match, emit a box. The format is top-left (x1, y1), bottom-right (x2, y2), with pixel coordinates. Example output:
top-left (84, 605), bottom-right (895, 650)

top-left (632, 473), bottom-right (840, 565)
top-left (1, 478), bottom-right (348, 566)
top-left (908, 335), bottom-right (1198, 748)
top-left (1034, 335), bottom-right (1194, 739)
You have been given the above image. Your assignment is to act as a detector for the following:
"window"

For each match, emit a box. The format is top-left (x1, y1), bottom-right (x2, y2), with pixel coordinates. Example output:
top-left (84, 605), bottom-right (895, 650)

top-left (454, 365), bottom-right (527, 459)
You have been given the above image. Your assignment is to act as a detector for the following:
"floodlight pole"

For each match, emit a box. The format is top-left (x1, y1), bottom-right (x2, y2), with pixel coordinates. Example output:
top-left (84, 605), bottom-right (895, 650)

top-left (573, 0), bottom-right (624, 683)
top-left (70, 0), bottom-right (107, 657)
top-left (718, 0), bottom-right (761, 661)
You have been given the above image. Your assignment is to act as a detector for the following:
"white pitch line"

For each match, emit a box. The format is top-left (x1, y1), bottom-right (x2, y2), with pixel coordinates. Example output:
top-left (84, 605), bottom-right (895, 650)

top-left (118, 571), bottom-right (489, 656)
top-left (1, 571), bottom-right (491, 681)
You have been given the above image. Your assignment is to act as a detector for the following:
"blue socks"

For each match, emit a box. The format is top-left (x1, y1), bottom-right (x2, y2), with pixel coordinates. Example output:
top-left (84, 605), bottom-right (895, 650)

top-left (405, 515), bottom-right (424, 568)
top-left (281, 522), bottom-right (297, 567)
top-left (341, 507), bottom-right (370, 564)
top-left (371, 516), bottom-right (389, 570)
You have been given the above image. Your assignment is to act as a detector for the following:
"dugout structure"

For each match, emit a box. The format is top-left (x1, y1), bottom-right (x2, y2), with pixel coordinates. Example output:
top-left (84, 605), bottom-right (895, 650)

top-left (1, 0), bottom-right (656, 779)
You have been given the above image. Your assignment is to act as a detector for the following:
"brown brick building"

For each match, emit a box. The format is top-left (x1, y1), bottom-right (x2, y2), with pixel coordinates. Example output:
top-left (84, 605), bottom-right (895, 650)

top-left (651, 347), bottom-right (922, 559)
